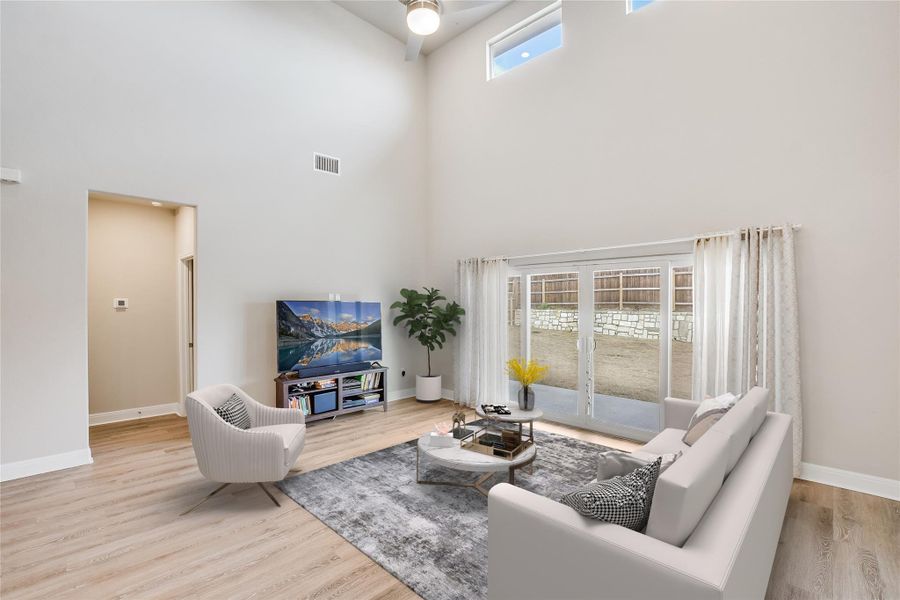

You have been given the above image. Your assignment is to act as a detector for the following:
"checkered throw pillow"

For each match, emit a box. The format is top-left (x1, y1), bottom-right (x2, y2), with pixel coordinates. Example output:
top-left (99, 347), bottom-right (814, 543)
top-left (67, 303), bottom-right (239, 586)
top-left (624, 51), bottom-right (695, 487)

top-left (560, 457), bottom-right (662, 530)
top-left (214, 393), bottom-right (251, 429)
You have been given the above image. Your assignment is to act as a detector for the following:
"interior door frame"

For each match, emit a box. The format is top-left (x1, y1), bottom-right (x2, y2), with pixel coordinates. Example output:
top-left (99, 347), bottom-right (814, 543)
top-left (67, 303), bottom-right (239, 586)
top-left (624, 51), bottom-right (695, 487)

top-left (511, 254), bottom-right (691, 442)
top-left (178, 255), bottom-right (196, 413)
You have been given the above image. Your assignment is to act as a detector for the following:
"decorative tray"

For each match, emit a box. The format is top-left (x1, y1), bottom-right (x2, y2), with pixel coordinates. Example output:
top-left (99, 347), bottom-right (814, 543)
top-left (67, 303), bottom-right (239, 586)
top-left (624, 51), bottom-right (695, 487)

top-left (459, 425), bottom-right (532, 460)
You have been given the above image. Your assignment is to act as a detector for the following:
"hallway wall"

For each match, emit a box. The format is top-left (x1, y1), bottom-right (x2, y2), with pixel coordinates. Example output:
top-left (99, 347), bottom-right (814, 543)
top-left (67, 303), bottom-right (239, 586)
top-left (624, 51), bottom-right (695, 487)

top-left (88, 196), bottom-right (179, 415)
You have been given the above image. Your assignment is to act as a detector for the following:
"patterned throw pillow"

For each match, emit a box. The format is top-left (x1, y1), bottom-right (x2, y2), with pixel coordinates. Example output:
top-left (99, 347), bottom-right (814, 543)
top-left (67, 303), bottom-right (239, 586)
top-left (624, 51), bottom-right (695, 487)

top-left (214, 393), bottom-right (251, 429)
top-left (561, 457), bottom-right (662, 530)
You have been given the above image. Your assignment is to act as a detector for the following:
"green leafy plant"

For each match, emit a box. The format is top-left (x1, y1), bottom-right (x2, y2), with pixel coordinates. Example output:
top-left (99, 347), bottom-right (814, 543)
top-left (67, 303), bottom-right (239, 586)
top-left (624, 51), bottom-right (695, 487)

top-left (391, 287), bottom-right (464, 377)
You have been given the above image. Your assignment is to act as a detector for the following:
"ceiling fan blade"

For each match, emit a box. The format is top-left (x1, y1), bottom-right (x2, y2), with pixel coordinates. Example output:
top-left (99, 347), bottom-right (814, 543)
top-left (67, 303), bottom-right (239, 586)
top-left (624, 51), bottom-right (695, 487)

top-left (405, 33), bottom-right (425, 61)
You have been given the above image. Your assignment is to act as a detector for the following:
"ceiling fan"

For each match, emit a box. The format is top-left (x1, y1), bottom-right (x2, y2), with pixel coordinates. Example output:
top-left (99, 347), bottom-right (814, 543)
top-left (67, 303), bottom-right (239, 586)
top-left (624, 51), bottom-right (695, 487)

top-left (399, 0), bottom-right (497, 62)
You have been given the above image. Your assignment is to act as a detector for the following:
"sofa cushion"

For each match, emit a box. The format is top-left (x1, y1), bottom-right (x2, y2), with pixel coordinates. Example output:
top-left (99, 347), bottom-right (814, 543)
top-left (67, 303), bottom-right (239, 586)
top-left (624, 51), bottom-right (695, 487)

top-left (644, 429), bottom-right (730, 547)
top-left (639, 427), bottom-right (690, 456)
top-left (708, 387), bottom-right (770, 474)
top-left (251, 423), bottom-right (306, 466)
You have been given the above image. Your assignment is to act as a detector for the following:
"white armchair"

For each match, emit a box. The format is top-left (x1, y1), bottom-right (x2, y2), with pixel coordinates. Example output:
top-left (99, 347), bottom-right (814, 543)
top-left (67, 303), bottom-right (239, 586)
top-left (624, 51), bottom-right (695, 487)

top-left (182, 384), bottom-right (306, 514)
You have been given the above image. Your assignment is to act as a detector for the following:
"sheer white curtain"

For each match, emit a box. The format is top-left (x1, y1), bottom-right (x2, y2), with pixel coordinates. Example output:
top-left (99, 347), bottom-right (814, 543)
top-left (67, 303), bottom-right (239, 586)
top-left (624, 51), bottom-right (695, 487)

top-left (454, 257), bottom-right (509, 408)
top-left (693, 225), bottom-right (802, 474)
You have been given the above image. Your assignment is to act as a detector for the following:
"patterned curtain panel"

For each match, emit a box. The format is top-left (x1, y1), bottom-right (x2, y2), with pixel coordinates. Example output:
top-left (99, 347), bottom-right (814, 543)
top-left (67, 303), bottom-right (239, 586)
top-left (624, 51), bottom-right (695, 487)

top-left (693, 225), bottom-right (802, 475)
top-left (454, 257), bottom-right (509, 408)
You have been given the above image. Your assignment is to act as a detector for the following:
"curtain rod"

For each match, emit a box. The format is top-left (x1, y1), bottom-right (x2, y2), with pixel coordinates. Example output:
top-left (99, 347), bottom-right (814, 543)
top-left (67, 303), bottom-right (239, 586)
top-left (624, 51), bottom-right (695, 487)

top-left (488, 224), bottom-right (802, 262)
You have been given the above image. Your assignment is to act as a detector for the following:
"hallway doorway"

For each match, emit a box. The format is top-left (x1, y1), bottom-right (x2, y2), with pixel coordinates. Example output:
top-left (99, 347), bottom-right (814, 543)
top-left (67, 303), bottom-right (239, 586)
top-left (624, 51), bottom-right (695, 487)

top-left (87, 191), bottom-right (196, 426)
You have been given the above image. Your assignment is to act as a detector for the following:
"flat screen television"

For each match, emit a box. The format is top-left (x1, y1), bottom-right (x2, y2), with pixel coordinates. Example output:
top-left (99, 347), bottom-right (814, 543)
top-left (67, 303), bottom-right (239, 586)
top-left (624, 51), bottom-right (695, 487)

top-left (277, 300), bottom-right (382, 374)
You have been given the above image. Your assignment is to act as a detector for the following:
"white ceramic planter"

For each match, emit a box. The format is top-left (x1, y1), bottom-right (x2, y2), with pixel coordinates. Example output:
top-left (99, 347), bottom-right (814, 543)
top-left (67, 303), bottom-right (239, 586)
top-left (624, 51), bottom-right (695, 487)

top-left (416, 375), bottom-right (442, 402)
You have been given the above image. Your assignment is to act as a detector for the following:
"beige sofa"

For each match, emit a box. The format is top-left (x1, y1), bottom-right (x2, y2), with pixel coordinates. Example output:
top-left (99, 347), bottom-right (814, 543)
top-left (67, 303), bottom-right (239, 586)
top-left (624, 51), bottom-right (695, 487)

top-left (488, 387), bottom-right (792, 600)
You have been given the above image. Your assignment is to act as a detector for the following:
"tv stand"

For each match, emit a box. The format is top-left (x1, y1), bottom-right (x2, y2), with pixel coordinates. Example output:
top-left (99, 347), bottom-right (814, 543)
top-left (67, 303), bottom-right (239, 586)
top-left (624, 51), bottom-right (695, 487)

top-left (275, 366), bottom-right (388, 423)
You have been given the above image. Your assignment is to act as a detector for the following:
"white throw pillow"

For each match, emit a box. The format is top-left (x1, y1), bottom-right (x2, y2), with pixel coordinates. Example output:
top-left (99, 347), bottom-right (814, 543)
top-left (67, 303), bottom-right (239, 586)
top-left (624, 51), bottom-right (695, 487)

top-left (631, 450), bottom-right (682, 474)
top-left (597, 449), bottom-right (682, 480)
top-left (682, 408), bottom-right (729, 446)
top-left (688, 392), bottom-right (738, 428)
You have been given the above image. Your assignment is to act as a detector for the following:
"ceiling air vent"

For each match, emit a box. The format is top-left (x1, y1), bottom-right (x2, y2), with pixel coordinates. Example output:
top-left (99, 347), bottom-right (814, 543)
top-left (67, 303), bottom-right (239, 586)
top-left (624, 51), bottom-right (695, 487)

top-left (313, 153), bottom-right (340, 176)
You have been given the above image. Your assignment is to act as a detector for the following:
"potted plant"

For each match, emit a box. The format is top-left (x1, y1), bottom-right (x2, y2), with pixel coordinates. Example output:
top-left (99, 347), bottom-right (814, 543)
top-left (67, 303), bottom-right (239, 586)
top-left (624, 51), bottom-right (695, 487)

top-left (506, 358), bottom-right (548, 410)
top-left (391, 287), bottom-right (464, 402)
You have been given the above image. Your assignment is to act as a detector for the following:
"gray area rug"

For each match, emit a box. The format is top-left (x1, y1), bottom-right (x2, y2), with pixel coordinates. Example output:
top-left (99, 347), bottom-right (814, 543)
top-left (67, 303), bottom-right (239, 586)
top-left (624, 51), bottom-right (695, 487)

top-left (277, 425), bottom-right (610, 600)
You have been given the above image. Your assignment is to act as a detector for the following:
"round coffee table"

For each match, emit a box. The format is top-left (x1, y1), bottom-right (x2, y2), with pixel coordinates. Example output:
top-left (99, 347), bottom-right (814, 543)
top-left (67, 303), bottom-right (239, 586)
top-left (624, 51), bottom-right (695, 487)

top-left (416, 434), bottom-right (537, 496)
top-left (475, 405), bottom-right (544, 441)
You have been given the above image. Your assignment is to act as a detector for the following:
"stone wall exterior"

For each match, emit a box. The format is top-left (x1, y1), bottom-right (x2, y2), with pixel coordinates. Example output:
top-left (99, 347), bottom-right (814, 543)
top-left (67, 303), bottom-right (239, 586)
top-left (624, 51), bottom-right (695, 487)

top-left (512, 308), bottom-right (693, 343)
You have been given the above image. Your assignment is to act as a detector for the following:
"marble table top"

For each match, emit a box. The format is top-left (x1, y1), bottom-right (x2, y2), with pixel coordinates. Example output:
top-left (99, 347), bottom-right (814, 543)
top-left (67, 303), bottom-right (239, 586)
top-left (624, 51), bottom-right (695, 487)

top-left (417, 434), bottom-right (536, 473)
top-left (474, 405), bottom-right (544, 423)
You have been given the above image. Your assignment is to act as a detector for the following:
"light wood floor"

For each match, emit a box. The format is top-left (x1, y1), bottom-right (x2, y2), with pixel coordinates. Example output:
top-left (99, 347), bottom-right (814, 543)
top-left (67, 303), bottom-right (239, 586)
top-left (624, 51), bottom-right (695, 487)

top-left (1, 399), bottom-right (896, 599)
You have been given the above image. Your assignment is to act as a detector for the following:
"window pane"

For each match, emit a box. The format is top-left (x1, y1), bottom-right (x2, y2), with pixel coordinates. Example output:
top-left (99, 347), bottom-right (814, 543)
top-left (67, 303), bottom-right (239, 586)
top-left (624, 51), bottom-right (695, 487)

top-left (626, 0), bottom-right (655, 14)
top-left (527, 272), bottom-right (578, 417)
top-left (491, 24), bottom-right (561, 78)
top-left (488, 2), bottom-right (562, 79)
top-left (507, 276), bottom-right (521, 362)
top-left (671, 266), bottom-right (693, 399)
top-left (593, 268), bottom-right (660, 404)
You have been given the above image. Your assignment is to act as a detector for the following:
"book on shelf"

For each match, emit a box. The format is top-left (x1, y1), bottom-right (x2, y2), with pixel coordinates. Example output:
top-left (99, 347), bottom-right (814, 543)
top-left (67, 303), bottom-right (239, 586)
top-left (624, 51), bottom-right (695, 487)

top-left (359, 371), bottom-right (381, 390)
top-left (288, 394), bottom-right (311, 415)
top-left (361, 392), bottom-right (381, 404)
top-left (313, 379), bottom-right (337, 390)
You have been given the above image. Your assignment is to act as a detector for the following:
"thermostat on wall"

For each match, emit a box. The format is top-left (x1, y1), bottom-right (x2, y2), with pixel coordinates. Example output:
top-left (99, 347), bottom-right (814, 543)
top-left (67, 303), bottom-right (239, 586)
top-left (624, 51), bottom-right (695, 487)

top-left (114, 298), bottom-right (129, 310)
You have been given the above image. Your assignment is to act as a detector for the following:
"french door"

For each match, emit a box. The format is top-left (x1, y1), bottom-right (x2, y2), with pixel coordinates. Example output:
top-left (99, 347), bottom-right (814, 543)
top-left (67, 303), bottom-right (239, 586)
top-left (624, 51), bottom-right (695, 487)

top-left (509, 257), bottom-right (692, 441)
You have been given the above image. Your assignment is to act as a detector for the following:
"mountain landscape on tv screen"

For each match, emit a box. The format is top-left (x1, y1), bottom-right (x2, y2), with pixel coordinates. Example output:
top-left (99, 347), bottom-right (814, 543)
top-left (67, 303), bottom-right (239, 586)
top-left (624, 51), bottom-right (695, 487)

top-left (277, 301), bottom-right (382, 372)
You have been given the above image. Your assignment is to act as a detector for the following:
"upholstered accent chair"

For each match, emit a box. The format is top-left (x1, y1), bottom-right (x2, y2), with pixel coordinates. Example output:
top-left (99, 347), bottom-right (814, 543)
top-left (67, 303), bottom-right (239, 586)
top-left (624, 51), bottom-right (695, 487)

top-left (182, 384), bottom-right (306, 515)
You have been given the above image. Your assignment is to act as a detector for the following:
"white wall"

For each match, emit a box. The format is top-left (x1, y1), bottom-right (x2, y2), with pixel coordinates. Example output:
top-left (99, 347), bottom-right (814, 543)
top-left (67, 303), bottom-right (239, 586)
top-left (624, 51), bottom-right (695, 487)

top-left (425, 1), bottom-right (900, 481)
top-left (175, 206), bottom-right (196, 261)
top-left (88, 197), bottom-right (179, 414)
top-left (1, 1), bottom-right (428, 471)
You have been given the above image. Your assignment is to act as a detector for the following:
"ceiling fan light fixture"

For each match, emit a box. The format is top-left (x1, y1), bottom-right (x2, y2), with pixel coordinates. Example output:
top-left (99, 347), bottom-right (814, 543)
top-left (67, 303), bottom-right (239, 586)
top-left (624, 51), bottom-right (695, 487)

top-left (407, 0), bottom-right (440, 36)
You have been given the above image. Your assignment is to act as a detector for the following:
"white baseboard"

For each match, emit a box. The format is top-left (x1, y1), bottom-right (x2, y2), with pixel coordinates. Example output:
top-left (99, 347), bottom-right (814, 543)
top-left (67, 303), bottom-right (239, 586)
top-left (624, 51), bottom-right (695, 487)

top-left (386, 388), bottom-right (458, 402)
top-left (1, 448), bottom-right (94, 482)
top-left (90, 402), bottom-right (183, 426)
top-left (799, 462), bottom-right (900, 501)
top-left (387, 388), bottom-right (416, 402)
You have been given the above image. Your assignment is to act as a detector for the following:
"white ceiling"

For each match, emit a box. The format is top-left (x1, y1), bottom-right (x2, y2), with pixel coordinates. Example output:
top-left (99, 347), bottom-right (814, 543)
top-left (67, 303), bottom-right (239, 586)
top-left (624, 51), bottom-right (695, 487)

top-left (334, 0), bottom-right (513, 56)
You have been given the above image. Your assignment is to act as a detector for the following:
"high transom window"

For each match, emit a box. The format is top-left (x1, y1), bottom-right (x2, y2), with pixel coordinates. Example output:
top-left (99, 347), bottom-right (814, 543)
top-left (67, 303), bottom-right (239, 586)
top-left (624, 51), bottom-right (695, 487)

top-left (626, 0), bottom-right (655, 14)
top-left (487, 1), bottom-right (562, 80)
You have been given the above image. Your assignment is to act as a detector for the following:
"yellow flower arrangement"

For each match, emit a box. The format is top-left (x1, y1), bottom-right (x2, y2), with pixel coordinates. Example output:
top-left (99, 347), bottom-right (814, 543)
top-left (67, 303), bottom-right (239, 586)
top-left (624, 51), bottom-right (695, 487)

top-left (506, 358), bottom-right (548, 388)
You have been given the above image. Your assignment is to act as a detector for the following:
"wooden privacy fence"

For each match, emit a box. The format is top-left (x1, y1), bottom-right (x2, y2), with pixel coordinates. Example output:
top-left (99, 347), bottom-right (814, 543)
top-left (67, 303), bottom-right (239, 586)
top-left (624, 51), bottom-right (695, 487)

top-left (507, 267), bottom-right (693, 312)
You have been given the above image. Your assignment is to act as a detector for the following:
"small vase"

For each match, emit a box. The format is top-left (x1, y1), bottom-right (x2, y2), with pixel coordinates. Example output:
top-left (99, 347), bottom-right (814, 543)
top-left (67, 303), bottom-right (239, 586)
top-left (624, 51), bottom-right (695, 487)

top-left (517, 386), bottom-right (535, 410)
